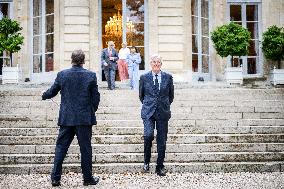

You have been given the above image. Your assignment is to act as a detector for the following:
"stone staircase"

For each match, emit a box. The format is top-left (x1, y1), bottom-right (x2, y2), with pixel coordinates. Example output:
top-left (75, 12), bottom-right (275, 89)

top-left (0, 84), bottom-right (284, 174)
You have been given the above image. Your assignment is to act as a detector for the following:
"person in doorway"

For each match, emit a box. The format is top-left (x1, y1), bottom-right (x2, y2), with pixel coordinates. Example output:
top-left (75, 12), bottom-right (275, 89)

top-left (42, 49), bottom-right (100, 187)
top-left (118, 42), bottom-right (130, 81)
top-left (101, 41), bottom-right (119, 90)
top-left (139, 54), bottom-right (174, 176)
top-left (126, 46), bottom-right (141, 90)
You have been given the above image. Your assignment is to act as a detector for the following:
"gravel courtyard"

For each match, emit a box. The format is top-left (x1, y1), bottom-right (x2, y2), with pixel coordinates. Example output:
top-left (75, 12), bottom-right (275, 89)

top-left (0, 172), bottom-right (283, 189)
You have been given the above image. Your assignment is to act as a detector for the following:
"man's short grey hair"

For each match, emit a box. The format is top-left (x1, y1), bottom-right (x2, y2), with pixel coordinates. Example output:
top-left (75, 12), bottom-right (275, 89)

top-left (71, 49), bottom-right (85, 65)
top-left (150, 54), bottom-right (162, 63)
top-left (108, 41), bottom-right (115, 46)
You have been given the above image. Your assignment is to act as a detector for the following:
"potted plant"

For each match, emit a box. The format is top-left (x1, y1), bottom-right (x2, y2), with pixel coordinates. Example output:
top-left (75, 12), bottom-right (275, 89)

top-left (0, 17), bottom-right (24, 84)
top-left (261, 25), bottom-right (284, 85)
top-left (211, 22), bottom-right (251, 85)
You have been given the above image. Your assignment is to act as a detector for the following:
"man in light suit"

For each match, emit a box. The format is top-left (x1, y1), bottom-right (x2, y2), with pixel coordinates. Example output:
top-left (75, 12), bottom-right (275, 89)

top-left (101, 41), bottom-right (119, 90)
top-left (42, 50), bottom-right (100, 187)
top-left (139, 54), bottom-right (174, 176)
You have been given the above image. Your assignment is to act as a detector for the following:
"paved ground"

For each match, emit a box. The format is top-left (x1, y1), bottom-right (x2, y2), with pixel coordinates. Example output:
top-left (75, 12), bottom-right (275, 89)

top-left (0, 172), bottom-right (283, 189)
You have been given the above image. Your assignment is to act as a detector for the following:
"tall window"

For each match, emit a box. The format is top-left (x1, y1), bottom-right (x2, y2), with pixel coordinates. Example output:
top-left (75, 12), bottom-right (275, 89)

top-left (192, 0), bottom-right (210, 77)
top-left (228, 1), bottom-right (261, 75)
top-left (32, 0), bottom-right (54, 73)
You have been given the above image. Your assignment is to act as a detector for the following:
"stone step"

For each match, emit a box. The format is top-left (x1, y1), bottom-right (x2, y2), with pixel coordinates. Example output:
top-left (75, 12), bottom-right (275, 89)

top-left (0, 161), bottom-right (282, 174)
top-left (1, 143), bottom-right (283, 154)
top-left (1, 98), bottom-right (284, 107)
top-left (1, 152), bottom-right (283, 165)
top-left (0, 134), bottom-right (283, 145)
top-left (4, 106), bottom-right (281, 114)
top-left (1, 105), bottom-right (283, 115)
top-left (1, 119), bottom-right (283, 128)
top-left (1, 112), bottom-right (283, 121)
top-left (0, 126), bottom-right (283, 136)
top-left (1, 94), bottom-right (284, 104)
top-left (1, 88), bottom-right (283, 96)
top-left (0, 86), bottom-right (283, 174)
top-left (1, 88), bottom-right (284, 98)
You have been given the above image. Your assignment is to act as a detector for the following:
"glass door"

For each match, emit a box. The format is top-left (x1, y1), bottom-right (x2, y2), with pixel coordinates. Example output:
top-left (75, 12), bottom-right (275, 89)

top-left (191, 0), bottom-right (211, 81)
top-left (32, 0), bottom-right (54, 73)
top-left (228, 2), bottom-right (261, 76)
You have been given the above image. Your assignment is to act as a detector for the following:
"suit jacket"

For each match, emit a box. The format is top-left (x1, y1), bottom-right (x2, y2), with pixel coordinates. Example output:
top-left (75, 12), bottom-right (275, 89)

top-left (42, 65), bottom-right (100, 126)
top-left (101, 48), bottom-right (119, 70)
top-left (139, 71), bottom-right (174, 120)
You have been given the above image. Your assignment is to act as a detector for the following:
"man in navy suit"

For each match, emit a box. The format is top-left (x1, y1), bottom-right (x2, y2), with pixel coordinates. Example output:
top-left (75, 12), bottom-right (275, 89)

top-left (101, 41), bottom-right (119, 90)
top-left (139, 54), bottom-right (174, 176)
top-left (42, 49), bottom-right (100, 187)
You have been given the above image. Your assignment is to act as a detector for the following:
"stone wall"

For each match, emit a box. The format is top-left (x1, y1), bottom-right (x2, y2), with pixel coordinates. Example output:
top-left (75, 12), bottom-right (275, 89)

top-left (11, 0), bottom-right (29, 80)
top-left (262, 0), bottom-right (284, 73)
top-left (211, 0), bottom-right (227, 81)
top-left (9, 0), bottom-right (284, 82)
top-left (157, 0), bottom-right (184, 71)
top-left (63, 0), bottom-right (91, 70)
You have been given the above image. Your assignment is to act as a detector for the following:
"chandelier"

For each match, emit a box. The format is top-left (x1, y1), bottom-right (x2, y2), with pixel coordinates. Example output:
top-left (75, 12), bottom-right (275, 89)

top-left (104, 11), bottom-right (134, 37)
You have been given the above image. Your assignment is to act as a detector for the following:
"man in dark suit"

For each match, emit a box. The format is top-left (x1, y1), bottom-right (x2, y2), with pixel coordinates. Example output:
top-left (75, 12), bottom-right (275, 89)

top-left (139, 54), bottom-right (174, 176)
top-left (42, 49), bottom-right (100, 187)
top-left (101, 41), bottom-right (119, 90)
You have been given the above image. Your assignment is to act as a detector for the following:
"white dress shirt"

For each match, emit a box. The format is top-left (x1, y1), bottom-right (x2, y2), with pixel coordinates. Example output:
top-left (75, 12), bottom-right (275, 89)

top-left (118, 47), bottom-right (130, 59)
top-left (152, 71), bottom-right (161, 90)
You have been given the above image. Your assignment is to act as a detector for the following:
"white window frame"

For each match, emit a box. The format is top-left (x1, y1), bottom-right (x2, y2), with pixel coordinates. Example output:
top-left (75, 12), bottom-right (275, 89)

top-left (0, 0), bottom-right (13, 18)
top-left (227, 0), bottom-right (263, 77)
top-left (29, 0), bottom-right (54, 74)
top-left (192, 0), bottom-right (212, 81)
top-left (124, 0), bottom-right (146, 66)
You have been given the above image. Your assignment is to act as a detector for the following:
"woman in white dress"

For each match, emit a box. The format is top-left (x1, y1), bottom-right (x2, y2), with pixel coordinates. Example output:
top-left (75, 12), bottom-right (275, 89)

top-left (117, 42), bottom-right (130, 81)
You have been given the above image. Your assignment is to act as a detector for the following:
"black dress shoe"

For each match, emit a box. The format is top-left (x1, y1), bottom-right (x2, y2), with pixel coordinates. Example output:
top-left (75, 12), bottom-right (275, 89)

top-left (51, 180), bottom-right (61, 187)
top-left (143, 163), bottom-right (150, 173)
top-left (83, 176), bottom-right (100, 186)
top-left (155, 167), bottom-right (167, 176)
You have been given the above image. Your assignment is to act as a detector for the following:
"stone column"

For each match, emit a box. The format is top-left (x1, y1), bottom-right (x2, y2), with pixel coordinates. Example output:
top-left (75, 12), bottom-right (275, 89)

top-left (156, 0), bottom-right (186, 81)
top-left (262, 0), bottom-right (284, 73)
top-left (211, 0), bottom-right (227, 81)
top-left (147, 0), bottom-right (159, 71)
top-left (63, 0), bottom-right (90, 70)
top-left (89, 0), bottom-right (100, 73)
top-left (14, 0), bottom-right (30, 81)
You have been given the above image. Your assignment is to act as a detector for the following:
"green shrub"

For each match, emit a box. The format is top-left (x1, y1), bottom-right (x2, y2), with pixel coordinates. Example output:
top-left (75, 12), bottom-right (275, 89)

top-left (262, 25), bottom-right (284, 69)
top-left (0, 17), bottom-right (24, 66)
top-left (211, 22), bottom-right (251, 67)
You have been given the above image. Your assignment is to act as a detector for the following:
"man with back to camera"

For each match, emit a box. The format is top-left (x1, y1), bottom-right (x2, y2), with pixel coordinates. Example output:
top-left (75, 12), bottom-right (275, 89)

top-left (42, 49), bottom-right (100, 187)
top-left (139, 54), bottom-right (174, 176)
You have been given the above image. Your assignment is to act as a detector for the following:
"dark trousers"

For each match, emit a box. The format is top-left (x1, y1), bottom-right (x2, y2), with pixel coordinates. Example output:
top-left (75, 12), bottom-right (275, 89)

top-left (143, 111), bottom-right (168, 168)
top-left (104, 68), bottom-right (116, 90)
top-left (51, 125), bottom-right (93, 182)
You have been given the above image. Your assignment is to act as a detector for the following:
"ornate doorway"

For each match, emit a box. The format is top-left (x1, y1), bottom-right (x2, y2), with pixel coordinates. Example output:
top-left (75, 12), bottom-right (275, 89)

top-left (100, 0), bottom-right (145, 80)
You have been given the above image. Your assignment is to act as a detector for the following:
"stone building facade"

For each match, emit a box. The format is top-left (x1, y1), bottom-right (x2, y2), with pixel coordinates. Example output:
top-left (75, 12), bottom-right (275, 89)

top-left (0, 0), bottom-right (283, 82)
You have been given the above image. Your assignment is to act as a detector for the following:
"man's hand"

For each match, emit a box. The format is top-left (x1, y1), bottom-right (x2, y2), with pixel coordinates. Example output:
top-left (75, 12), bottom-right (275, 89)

top-left (103, 62), bottom-right (108, 66)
